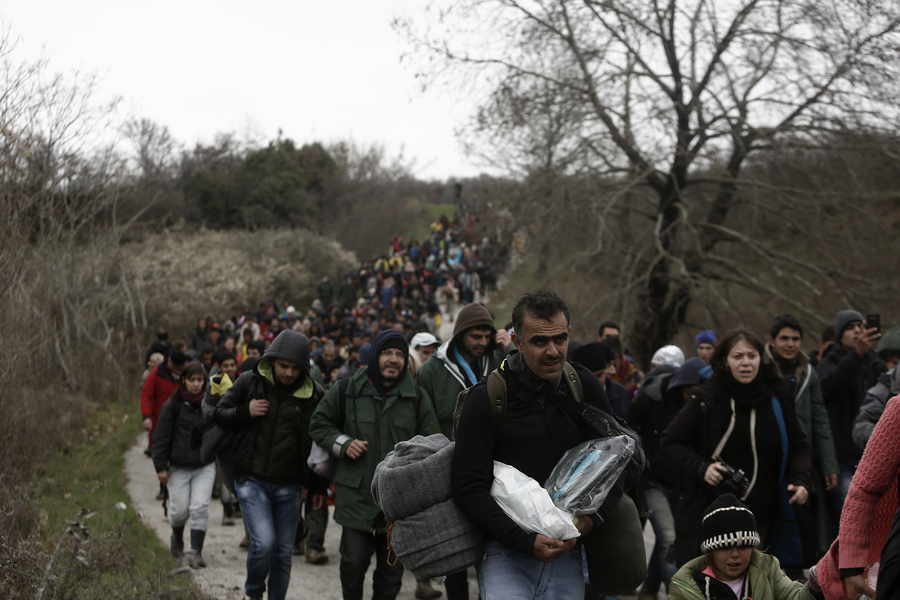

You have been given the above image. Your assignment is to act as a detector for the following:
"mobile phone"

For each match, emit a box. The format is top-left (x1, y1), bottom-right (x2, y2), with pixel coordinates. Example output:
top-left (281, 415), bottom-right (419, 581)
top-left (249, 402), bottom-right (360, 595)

top-left (865, 313), bottom-right (881, 334)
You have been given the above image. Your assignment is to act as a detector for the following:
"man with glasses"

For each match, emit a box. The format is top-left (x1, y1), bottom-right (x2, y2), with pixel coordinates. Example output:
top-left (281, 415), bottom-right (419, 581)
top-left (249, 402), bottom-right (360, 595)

top-left (310, 329), bottom-right (440, 600)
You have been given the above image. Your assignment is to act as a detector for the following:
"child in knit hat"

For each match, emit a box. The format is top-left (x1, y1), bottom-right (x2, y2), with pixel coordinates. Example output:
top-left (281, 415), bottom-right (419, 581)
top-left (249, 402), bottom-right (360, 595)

top-left (668, 493), bottom-right (817, 600)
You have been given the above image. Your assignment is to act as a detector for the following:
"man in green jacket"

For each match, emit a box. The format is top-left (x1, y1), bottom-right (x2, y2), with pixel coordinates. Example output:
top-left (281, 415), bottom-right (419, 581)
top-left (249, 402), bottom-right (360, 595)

top-left (309, 329), bottom-right (439, 600)
top-left (415, 302), bottom-right (511, 600)
top-left (416, 302), bottom-right (512, 440)
top-left (766, 314), bottom-right (839, 557)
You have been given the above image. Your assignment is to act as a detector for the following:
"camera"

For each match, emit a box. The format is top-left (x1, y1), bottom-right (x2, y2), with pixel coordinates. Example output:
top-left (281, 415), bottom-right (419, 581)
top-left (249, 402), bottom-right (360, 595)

top-left (713, 457), bottom-right (750, 497)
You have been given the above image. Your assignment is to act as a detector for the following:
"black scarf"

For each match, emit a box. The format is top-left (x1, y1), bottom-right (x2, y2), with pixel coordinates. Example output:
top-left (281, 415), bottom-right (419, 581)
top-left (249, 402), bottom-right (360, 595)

top-left (714, 369), bottom-right (771, 408)
top-left (772, 351), bottom-right (799, 400)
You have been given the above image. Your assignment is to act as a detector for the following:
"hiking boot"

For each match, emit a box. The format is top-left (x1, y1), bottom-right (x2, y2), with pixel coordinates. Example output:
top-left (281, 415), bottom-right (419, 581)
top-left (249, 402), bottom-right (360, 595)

top-left (239, 535), bottom-right (250, 549)
top-left (305, 549), bottom-right (328, 564)
top-left (415, 579), bottom-right (443, 599)
top-left (187, 550), bottom-right (206, 568)
top-left (244, 595), bottom-right (262, 600)
top-left (170, 531), bottom-right (184, 558)
top-left (221, 516), bottom-right (235, 526)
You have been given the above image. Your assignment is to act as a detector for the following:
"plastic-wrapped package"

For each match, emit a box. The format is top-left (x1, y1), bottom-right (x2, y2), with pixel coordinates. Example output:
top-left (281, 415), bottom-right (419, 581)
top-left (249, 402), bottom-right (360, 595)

top-left (545, 436), bottom-right (635, 515)
top-left (490, 461), bottom-right (580, 540)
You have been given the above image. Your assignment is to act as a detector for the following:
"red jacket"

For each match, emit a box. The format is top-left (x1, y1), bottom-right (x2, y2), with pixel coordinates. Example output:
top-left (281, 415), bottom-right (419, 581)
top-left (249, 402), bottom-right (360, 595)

top-left (140, 362), bottom-right (179, 443)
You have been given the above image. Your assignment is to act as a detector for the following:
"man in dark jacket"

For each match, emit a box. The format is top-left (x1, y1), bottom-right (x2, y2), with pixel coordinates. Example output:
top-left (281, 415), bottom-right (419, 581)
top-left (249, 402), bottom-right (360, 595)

top-left (817, 309), bottom-right (885, 525)
top-left (452, 290), bottom-right (623, 598)
top-left (310, 329), bottom-right (439, 600)
top-left (213, 330), bottom-right (327, 600)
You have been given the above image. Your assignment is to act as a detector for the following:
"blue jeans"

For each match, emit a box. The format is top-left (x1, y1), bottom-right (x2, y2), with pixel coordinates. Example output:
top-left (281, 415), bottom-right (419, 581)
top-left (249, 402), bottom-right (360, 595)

top-left (829, 464), bottom-right (854, 534)
top-left (234, 476), bottom-right (303, 600)
top-left (642, 481), bottom-right (678, 594)
top-left (477, 539), bottom-right (583, 599)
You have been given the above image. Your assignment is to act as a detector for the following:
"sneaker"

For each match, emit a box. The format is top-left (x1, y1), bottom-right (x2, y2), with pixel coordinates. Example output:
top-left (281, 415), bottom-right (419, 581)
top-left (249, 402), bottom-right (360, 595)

top-left (187, 550), bottom-right (206, 568)
top-left (239, 535), bottom-right (250, 549)
top-left (305, 549), bottom-right (328, 565)
top-left (221, 516), bottom-right (235, 526)
top-left (170, 534), bottom-right (184, 558)
top-left (415, 580), bottom-right (443, 599)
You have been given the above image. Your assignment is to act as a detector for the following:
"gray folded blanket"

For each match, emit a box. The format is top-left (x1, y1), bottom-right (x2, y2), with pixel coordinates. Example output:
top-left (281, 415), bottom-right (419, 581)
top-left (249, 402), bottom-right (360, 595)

top-left (372, 434), bottom-right (483, 578)
top-left (373, 434), bottom-right (456, 521)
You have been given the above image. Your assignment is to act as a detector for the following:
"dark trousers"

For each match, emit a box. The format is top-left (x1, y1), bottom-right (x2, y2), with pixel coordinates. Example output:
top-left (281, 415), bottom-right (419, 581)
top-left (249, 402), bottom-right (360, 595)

top-left (339, 527), bottom-right (404, 600)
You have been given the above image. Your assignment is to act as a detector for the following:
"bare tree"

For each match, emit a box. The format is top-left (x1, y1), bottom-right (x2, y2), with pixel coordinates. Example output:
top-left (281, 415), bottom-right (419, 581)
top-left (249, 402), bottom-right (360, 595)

top-left (398, 0), bottom-right (900, 362)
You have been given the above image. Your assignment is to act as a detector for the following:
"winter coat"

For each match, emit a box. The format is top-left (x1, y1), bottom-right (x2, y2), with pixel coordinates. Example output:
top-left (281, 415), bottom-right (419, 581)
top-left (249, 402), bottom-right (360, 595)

top-left (140, 361), bottom-right (180, 444)
top-left (852, 365), bottom-right (900, 450)
top-left (668, 551), bottom-right (816, 600)
top-left (816, 343), bottom-right (886, 469)
top-left (308, 366), bottom-right (440, 532)
top-left (660, 373), bottom-right (813, 567)
top-left (451, 353), bottom-right (622, 557)
top-left (415, 339), bottom-right (509, 439)
top-left (212, 331), bottom-right (326, 494)
top-left (629, 365), bottom-right (682, 487)
top-left (767, 343), bottom-right (839, 556)
top-left (152, 391), bottom-right (211, 472)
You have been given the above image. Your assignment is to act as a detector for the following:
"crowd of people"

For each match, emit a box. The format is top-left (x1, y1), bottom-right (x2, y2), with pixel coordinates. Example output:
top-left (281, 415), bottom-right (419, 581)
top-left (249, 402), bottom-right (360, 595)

top-left (139, 214), bottom-right (900, 600)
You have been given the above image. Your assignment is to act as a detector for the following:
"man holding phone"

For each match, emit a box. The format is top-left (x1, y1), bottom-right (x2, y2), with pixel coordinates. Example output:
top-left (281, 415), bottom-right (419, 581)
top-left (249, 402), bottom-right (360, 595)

top-left (817, 309), bottom-right (886, 530)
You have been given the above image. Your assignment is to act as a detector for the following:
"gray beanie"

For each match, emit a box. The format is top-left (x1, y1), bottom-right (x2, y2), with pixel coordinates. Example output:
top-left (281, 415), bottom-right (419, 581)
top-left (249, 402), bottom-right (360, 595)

top-left (834, 310), bottom-right (864, 339)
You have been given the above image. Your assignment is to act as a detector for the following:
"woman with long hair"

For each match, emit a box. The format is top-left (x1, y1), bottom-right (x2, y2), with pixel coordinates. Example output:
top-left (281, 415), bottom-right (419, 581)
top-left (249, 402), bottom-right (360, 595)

top-left (660, 328), bottom-right (814, 572)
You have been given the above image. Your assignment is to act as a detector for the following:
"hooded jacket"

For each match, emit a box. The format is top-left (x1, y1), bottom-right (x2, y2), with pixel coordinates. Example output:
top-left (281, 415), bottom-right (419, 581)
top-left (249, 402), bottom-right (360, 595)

top-left (668, 551), bottom-right (816, 600)
top-left (309, 329), bottom-right (440, 532)
top-left (140, 360), bottom-right (181, 443)
top-left (212, 330), bottom-right (326, 493)
top-left (416, 338), bottom-right (510, 438)
top-left (628, 364), bottom-right (682, 486)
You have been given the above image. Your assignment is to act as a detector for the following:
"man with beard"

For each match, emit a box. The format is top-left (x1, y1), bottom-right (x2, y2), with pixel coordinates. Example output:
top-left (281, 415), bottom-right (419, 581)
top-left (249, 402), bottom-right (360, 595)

top-left (416, 303), bottom-right (512, 440)
top-left (415, 303), bottom-right (512, 599)
top-left (310, 330), bottom-right (439, 600)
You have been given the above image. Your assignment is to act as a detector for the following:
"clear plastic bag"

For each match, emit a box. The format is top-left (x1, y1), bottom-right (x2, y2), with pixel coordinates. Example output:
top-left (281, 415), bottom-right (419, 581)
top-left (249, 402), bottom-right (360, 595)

top-left (490, 461), bottom-right (580, 540)
top-left (544, 436), bottom-right (635, 515)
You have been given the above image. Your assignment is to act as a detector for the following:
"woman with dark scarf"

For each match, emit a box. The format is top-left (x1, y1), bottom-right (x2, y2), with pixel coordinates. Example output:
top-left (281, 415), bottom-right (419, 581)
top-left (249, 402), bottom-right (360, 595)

top-left (152, 362), bottom-right (216, 568)
top-left (660, 329), bottom-right (814, 571)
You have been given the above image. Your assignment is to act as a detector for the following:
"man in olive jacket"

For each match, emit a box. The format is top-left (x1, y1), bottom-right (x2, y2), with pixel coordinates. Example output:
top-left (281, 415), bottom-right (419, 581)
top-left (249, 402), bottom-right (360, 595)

top-left (309, 329), bottom-right (439, 600)
top-left (213, 330), bottom-right (327, 600)
top-left (416, 302), bottom-right (512, 439)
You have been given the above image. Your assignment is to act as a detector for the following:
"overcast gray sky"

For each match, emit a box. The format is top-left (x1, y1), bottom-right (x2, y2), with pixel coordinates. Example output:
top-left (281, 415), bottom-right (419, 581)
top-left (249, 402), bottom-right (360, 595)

top-left (1, 0), bottom-right (486, 181)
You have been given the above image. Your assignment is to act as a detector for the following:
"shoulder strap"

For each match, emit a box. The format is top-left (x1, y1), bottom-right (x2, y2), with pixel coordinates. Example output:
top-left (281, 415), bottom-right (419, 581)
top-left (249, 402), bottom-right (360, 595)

top-left (486, 370), bottom-right (508, 438)
top-left (562, 362), bottom-right (584, 405)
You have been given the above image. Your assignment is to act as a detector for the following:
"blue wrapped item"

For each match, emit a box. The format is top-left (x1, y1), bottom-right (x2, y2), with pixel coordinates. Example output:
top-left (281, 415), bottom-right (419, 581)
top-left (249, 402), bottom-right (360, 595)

top-left (545, 436), bottom-right (635, 515)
